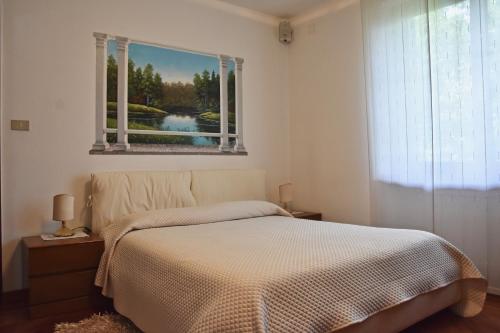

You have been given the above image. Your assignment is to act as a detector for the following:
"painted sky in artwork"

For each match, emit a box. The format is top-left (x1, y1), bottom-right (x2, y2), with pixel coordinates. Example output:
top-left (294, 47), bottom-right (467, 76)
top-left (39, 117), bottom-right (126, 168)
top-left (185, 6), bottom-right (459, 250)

top-left (108, 40), bottom-right (234, 84)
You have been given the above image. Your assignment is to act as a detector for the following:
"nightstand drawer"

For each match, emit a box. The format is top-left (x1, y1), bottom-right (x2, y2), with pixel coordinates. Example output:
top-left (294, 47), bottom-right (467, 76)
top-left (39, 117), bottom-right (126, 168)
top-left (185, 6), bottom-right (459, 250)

top-left (27, 242), bottom-right (103, 276)
top-left (29, 269), bottom-right (98, 304)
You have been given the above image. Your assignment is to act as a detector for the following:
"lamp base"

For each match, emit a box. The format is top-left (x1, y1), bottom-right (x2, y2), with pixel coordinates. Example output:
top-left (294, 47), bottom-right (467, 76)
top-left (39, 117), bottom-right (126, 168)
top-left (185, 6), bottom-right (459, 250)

top-left (54, 221), bottom-right (74, 237)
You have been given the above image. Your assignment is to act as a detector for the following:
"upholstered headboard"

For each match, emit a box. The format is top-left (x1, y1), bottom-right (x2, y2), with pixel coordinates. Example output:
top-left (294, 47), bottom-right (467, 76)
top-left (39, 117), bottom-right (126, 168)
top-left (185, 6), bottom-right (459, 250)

top-left (90, 171), bottom-right (196, 233)
top-left (90, 169), bottom-right (267, 233)
top-left (191, 169), bottom-right (267, 205)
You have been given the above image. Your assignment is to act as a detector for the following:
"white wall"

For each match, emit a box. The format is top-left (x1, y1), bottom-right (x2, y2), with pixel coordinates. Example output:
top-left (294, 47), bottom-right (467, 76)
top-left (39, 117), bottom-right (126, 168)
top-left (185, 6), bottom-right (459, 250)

top-left (288, 1), bottom-right (371, 225)
top-left (1, 0), bottom-right (290, 291)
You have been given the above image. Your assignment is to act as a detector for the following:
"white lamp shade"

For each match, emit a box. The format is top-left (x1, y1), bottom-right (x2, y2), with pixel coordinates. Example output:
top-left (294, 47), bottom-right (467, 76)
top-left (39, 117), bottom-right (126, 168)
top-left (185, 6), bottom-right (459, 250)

top-left (53, 194), bottom-right (74, 221)
top-left (279, 183), bottom-right (293, 203)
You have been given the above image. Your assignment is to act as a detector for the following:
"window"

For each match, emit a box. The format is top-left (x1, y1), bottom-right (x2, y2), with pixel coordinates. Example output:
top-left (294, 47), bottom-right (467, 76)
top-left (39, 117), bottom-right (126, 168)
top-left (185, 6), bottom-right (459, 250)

top-left (362, 0), bottom-right (500, 189)
top-left (361, 0), bottom-right (500, 274)
top-left (91, 34), bottom-right (245, 155)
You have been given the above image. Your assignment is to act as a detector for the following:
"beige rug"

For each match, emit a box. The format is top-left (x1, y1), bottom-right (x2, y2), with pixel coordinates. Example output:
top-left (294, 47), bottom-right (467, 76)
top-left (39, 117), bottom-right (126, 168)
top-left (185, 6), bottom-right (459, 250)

top-left (54, 313), bottom-right (141, 333)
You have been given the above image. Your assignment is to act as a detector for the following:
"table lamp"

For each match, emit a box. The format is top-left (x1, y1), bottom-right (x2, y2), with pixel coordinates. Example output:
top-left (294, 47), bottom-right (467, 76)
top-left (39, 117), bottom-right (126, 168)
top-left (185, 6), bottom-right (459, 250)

top-left (53, 194), bottom-right (75, 237)
top-left (279, 183), bottom-right (293, 212)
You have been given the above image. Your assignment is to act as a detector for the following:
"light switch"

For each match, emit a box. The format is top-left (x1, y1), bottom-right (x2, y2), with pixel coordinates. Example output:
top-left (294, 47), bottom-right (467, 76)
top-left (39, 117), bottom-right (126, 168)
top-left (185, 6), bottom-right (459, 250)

top-left (11, 120), bottom-right (30, 131)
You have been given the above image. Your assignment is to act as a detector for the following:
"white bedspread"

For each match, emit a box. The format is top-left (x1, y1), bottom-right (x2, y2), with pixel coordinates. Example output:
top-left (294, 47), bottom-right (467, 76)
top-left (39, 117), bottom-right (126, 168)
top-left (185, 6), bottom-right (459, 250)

top-left (95, 201), bottom-right (486, 333)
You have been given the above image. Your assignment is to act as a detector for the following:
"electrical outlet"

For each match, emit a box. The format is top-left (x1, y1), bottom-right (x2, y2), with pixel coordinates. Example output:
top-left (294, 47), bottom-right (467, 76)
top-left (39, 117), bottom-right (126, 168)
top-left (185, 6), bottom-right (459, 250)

top-left (11, 120), bottom-right (30, 131)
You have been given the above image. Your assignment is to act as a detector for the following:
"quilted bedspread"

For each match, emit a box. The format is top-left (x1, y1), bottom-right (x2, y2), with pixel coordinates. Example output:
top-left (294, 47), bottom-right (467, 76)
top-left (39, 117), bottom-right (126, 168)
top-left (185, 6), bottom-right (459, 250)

top-left (95, 201), bottom-right (487, 333)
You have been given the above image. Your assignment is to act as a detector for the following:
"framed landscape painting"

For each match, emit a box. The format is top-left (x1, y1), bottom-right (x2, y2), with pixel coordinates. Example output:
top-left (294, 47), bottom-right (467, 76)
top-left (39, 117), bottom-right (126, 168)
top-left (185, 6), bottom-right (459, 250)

top-left (106, 40), bottom-right (236, 146)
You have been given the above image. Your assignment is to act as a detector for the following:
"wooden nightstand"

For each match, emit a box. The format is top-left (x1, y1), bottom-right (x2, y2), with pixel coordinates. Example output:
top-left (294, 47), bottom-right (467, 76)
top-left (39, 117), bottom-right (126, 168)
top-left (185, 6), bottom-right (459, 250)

top-left (292, 211), bottom-right (322, 221)
top-left (22, 233), bottom-right (107, 318)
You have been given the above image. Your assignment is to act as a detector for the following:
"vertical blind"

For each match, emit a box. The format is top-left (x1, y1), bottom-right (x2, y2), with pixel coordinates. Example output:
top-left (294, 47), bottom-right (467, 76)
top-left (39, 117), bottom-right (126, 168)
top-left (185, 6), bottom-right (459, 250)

top-left (361, 0), bottom-right (500, 276)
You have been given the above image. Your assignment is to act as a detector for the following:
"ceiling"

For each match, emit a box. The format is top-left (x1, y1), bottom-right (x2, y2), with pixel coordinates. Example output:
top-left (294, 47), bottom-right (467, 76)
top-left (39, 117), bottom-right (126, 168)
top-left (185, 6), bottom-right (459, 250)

top-left (217, 0), bottom-right (330, 18)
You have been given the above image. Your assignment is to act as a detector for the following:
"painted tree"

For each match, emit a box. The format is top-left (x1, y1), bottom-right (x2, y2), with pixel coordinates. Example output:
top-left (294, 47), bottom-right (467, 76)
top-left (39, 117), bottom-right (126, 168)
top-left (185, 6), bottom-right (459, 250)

top-left (107, 55), bottom-right (118, 102)
top-left (107, 54), bottom-right (226, 116)
top-left (208, 70), bottom-right (220, 112)
top-left (228, 70), bottom-right (235, 114)
top-left (127, 59), bottom-right (138, 103)
top-left (152, 73), bottom-right (164, 107)
top-left (142, 64), bottom-right (155, 106)
top-left (162, 82), bottom-right (197, 110)
top-left (134, 67), bottom-right (144, 104)
top-left (193, 70), bottom-right (221, 113)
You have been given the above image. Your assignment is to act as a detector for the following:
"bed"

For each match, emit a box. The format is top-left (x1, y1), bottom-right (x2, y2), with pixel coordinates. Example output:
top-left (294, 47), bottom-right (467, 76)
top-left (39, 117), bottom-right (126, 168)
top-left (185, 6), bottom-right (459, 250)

top-left (91, 170), bottom-right (487, 333)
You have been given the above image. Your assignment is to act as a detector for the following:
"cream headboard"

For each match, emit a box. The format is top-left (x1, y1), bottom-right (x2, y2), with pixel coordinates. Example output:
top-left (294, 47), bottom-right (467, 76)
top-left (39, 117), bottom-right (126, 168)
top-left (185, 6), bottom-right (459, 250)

top-left (91, 171), bottom-right (196, 234)
top-left (91, 169), bottom-right (267, 233)
top-left (191, 169), bottom-right (267, 205)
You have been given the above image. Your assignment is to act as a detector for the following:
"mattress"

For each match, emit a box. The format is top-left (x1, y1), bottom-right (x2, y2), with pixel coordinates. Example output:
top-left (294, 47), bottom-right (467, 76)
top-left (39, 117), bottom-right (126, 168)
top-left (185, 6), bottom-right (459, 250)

top-left (95, 201), bottom-right (487, 333)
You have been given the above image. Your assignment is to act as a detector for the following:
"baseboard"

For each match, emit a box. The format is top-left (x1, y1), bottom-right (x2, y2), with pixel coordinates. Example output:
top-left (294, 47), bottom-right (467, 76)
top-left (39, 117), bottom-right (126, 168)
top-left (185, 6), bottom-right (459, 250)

top-left (488, 286), bottom-right (500, 296)
top-left (0, 288), bottom-right (28, 308)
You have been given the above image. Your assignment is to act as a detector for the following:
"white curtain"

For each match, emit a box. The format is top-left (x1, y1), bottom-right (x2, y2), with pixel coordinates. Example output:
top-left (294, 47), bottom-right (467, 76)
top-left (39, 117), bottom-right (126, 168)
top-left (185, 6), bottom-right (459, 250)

top-left (362, 0), bottom-right (500, 279)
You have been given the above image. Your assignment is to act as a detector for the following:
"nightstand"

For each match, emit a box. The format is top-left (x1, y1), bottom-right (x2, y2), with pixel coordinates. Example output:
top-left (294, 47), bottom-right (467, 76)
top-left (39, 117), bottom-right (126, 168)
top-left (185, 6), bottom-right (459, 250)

top-left (22, 233), bottom-right (107, 318)
top-left (292, 211), bottom-right (322, 221)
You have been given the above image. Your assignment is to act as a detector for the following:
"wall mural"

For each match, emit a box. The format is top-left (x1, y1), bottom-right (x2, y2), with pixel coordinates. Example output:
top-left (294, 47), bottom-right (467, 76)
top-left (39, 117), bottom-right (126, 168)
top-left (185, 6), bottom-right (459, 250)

top-left (91, 33), bottom-right (245, 154)
top-left (106, 41), bottom-right (235, 146)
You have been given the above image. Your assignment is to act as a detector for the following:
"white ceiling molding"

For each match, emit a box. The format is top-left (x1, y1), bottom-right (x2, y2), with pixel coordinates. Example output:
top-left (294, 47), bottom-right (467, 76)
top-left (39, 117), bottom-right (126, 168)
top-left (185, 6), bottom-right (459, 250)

top-left (215, 0), bottom-right (330, 19)
top-left (188, 0), bottom-right (359, 28)
top-left (189, 0), bottom-right (281, 26)
top-left (290, 0), bottom-right (359, 26)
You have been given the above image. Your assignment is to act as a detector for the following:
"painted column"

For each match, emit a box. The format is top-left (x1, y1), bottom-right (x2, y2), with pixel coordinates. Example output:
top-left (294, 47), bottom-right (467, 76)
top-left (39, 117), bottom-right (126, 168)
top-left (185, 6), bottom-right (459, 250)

top-left (115, 36), bottom-right (130, 150)
top-left (92, 33), bottom-right (109, 151)
top-left (234, 57), bottom-right (245, 152)
top-left (218, 55), bottom-right (231, 152)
